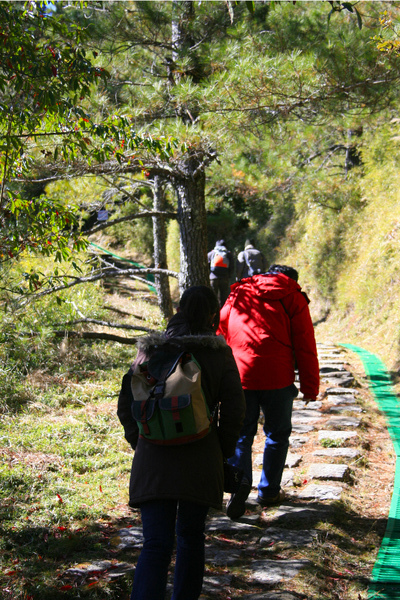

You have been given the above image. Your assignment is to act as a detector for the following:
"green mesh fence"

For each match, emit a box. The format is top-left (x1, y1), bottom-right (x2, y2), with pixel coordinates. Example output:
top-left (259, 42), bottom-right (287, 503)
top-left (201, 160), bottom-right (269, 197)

top-left (89, 242), bottom-right (156, 292)
top-left (340, 344), bottom-right (400, 599)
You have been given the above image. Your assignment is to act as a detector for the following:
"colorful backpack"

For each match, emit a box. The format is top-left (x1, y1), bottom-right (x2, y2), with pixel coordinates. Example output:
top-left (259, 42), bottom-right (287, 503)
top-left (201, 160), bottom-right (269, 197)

top-left (210, 246), bottom-right (230, 274)
top-left (130, 348), bottom-right (213, 445)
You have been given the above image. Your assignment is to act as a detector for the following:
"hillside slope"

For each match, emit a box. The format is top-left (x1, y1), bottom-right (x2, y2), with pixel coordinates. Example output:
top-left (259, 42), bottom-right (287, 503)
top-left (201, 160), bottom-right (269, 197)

top-left (277, 120), bottom-right (400, 375)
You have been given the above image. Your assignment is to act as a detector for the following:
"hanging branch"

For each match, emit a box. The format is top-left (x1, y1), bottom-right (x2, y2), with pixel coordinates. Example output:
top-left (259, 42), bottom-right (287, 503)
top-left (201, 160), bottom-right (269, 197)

top-left (20, 330), bottom-right (141, 345)
top-left (18, 265), bottom-right (179, 305)
top-left (54, 317), bottom-right (155, 333)
top-left (84, 209), bottom-right (177, 236)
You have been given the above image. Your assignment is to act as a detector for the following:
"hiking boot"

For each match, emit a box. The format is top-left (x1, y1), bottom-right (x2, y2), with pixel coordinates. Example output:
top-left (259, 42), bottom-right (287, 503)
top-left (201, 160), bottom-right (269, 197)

top-left (256, 489), bottom-right (286, 506)
top-left (226, 477), bottom-right (251, 520)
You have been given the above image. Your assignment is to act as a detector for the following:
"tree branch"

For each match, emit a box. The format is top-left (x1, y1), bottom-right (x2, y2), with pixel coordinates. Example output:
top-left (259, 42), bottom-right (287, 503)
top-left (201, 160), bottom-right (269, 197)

top-left (96, 173), bottom-right (152, 211)
top-left (104, 305), bottom-right (145, 319)
top-left (19, 265), bottom-right (178, 304)
top-left (18, 157), bottom-right (180, 184)
top-left (56, 317), bottom-right (154, 333)
top-left (21, 330), bottom-right (142, 344)
top-left (84, 209), bottom-right (177, 235)
top-left (298, 144), bottom-right (347, 168)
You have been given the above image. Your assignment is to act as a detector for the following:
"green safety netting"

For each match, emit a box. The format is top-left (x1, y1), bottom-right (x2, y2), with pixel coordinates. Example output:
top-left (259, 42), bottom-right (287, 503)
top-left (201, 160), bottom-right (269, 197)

top-left (340, 344), bottom-right (400, 599)
top-left (89, 242), bottom-right (156, 293)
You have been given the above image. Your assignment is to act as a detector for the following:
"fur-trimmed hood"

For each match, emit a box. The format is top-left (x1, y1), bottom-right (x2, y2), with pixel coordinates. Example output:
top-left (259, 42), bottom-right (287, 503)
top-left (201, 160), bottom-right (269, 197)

top-left (136, 310), bottom-right (228, 354)
top-left (137, 331), bottom-right (228, 354)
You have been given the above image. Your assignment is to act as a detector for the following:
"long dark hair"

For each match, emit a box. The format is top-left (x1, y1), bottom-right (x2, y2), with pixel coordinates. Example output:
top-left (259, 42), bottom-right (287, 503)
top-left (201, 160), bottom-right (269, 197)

top-left (179, 285), bottom-right (220, 334)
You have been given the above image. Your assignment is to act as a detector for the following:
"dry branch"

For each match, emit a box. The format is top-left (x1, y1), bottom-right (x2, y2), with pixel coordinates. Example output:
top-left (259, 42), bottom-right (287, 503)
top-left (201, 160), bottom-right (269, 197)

top-left (84, 209), bottom-right (177, 236)
top-left (57, 318), bottom-right (154, 333)
top-left (20, 330), bottom-right (146, 344)
top-left (20, 265), bottom-right (178, 305)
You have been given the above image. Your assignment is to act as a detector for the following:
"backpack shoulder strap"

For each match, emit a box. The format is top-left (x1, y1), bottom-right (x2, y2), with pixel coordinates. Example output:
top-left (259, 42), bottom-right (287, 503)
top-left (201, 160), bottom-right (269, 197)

top-left (152, 350), bottom-right (186, 399)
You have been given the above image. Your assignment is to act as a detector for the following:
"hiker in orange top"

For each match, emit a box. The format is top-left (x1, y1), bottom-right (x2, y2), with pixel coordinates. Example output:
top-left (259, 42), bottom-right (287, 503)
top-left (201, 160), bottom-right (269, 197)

top-left (207, 239), bottom-right (234, 307)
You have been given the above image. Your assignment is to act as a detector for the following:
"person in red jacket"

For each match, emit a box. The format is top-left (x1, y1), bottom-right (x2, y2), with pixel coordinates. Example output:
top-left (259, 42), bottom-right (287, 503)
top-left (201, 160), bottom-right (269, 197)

top-left (218, 264), bottom-right (319, 519)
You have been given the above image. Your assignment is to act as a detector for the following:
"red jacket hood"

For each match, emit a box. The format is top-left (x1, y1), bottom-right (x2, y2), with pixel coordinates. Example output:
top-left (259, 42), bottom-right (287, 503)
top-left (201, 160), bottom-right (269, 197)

top-left (219, 271), bottom-right (318, 396)
top-left (230, 273), bottom-right (304, 301)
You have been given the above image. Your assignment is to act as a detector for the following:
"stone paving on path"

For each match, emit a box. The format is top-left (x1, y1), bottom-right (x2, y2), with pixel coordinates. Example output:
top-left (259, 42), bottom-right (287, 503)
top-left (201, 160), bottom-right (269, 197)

top-left (102, 343), bottom-right (369, 598)
top-left (204, 342), bottom-right (364, 597)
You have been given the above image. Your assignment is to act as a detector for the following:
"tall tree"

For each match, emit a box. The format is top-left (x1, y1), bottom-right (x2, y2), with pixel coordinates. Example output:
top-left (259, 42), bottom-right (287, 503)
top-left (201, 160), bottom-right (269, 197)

top-left (82, 0), bottom-right (400, 271)
top-left (11, 0), bottom-right (400, 304)
top-left (81, 0), bottom-right (237, 290)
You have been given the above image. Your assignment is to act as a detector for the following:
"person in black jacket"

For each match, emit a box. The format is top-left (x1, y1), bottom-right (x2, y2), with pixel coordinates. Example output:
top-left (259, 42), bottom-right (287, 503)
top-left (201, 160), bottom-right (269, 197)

top-left (118, 286), bottom-right (245, 600)
top-left (236, 239), bottom-right (266, 280)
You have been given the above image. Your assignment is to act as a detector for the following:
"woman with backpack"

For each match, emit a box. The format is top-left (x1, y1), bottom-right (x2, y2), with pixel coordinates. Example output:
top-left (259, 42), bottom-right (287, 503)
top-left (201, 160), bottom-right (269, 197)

top-left (117, 285), bottom-right (245, 600)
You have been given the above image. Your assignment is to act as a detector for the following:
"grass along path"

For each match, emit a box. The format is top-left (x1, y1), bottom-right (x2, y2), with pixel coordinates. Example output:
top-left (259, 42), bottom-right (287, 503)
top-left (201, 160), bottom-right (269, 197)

top-left (0, 275), bottom-right (395, 600)
top-left (0, 277), bottom-right (155, 600)
top-left (0, 341), bottom-right (395, 599)
top-left (0, 395), bottom-right (135, 599)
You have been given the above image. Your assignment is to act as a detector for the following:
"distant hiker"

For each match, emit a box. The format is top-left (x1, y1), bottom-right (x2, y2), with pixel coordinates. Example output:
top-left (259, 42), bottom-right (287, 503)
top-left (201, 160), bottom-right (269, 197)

top-left (118, 285), bottom-right (245, 600)
top-left (207, 239), bottom-right (234, 307)
top-left (218, 264), bottom-right (319, 520)
top-left (236, 239), bottom-right (266, 280)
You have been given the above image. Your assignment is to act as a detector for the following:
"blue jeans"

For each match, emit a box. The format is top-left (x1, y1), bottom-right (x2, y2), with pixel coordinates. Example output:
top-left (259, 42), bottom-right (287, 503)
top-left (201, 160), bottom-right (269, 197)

top-left (131, 500), bottom-right (209, 600)
top-left (228, 385), bottom-right (298, 499)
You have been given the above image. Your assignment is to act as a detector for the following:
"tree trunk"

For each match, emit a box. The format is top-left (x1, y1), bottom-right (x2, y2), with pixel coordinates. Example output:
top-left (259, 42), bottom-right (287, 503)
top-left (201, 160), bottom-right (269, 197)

top-left (170, 2), bottom-right (210, 292)
top-left (173, 151), bottom-right (209, 291)
top-left (172, 0), bottom-right (194, 67)
top-left (152, 175), bottom-right (174, 321)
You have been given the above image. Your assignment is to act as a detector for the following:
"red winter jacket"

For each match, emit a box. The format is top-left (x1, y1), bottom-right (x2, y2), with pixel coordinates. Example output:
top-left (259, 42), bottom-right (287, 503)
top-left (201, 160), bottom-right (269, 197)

top-left (217, 273), bottom-right (319, 399)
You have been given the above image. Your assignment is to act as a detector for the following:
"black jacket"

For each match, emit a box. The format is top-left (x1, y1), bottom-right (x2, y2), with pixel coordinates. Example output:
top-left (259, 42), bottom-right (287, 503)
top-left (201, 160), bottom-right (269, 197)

top-left (117, 314), bottom-right (245, 509)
